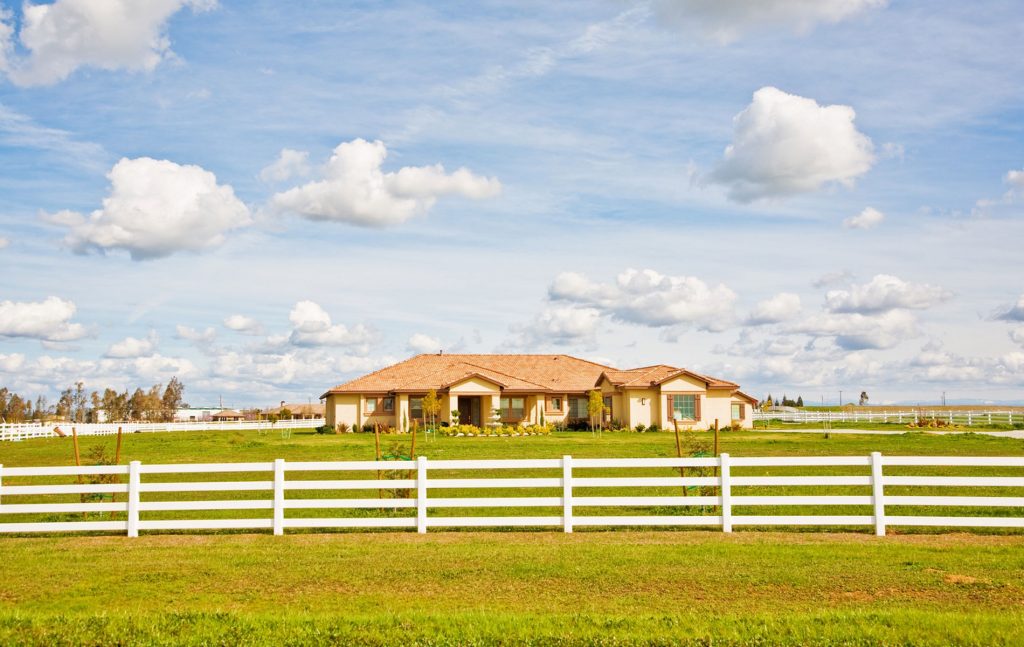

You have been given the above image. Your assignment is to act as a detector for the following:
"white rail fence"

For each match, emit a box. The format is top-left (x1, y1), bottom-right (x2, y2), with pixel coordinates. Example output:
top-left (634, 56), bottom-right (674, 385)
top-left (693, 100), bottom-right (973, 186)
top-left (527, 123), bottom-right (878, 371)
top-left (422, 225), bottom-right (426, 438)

top-left (1, 454), bottom-right (1022, 536)
top-left (753, 410), bottom-right (1021, 426)
top-left (0, 418), bottom-right (322, 442)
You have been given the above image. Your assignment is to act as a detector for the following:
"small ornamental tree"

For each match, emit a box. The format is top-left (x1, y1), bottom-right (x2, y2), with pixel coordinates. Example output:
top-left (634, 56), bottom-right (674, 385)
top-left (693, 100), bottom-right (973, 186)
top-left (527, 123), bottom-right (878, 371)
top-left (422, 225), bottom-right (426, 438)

top-left (587, 390), bottom-right (605, 435)
top-left (859, 391), bottom-right (869, 406)
top-left (422, 389), bottom-right (441, 431)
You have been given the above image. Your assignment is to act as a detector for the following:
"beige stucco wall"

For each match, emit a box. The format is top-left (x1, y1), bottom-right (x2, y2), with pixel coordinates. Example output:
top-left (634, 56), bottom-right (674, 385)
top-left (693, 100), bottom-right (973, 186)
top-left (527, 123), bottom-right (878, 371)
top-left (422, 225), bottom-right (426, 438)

top-left (622, 388), bottom-right (657, 428)
top-left (325, 394), bottom-right (359, 428)
top-left (449, 377), bottom-right (502, 394)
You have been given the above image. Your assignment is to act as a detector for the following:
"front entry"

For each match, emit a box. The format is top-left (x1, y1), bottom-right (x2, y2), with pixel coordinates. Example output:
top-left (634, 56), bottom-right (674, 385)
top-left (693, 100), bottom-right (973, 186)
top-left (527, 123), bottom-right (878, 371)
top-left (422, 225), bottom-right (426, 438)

top-left (457, 396), bottom-right (482, 427)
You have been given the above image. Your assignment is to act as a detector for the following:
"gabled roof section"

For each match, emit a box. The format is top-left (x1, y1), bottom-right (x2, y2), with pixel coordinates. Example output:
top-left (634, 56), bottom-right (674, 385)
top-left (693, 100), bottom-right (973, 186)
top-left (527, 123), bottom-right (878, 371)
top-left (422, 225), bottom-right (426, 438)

top-left (599, 365), bottom-right (739, 390)
top-left (323, 354), bottom-right (616, 397)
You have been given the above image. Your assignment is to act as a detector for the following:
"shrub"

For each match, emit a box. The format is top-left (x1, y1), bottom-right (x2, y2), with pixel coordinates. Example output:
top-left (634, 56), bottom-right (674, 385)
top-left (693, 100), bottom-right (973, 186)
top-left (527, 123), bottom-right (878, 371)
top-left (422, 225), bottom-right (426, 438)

top-left (315, 424), bottom-right (333, 435)
top-left (362, 423), bottom-right (375, 433)
top-left (634, 423), bottom-right (646, 433)
top-left (647, 424), bottom-right (660, 432)
top-left (337, 422), bottom-right (351, 433)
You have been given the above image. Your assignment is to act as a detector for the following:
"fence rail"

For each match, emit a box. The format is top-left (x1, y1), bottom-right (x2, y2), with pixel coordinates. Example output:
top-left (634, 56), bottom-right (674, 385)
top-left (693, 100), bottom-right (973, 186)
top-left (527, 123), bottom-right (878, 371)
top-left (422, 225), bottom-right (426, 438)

top-left (753, 410), bottom-right (1020, 426)
top-left (0, 418), bottom-right (322, 442)
top-left (1, 454), bottom-right (1022, 536)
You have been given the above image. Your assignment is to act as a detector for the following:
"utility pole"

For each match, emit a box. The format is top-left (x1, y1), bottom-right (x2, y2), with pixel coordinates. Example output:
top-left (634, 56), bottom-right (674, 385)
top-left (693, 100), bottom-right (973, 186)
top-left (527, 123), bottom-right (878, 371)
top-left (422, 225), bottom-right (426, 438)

top-left (942, 391), bottom-right (946, 406)
top-left (839, 390), bottom-right (843, 407)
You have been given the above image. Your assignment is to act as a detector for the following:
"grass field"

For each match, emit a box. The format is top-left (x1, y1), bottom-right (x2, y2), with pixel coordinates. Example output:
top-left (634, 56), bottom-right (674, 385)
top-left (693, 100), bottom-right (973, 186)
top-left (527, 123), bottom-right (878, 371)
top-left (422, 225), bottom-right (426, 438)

top-left (3, 429), bottom-right (1024, 645)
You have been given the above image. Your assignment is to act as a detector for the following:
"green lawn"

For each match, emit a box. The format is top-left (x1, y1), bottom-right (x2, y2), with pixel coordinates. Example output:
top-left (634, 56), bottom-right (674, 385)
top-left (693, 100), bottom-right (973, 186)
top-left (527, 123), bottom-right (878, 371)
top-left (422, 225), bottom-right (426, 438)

top-left (3, 429), bottom-right (1024, 645)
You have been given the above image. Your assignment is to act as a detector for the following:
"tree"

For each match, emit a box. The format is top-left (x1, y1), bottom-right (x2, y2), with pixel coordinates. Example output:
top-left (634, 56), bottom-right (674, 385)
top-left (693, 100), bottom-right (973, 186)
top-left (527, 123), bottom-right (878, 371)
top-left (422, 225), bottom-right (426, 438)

top-left (859, 391), bottom-right (869, 406)
top-left (279, 407), bottom-right (293, 420)
top-left (161, 377), bottom-right (186, 422)
top-left (796, 396), bottom-right (804, 407)
top-left (587, 390), bottom-right (605, 435)
top-left (422, 389), bottom-right (441, 431)
top-left (71, 382), bottom-right (88, 423)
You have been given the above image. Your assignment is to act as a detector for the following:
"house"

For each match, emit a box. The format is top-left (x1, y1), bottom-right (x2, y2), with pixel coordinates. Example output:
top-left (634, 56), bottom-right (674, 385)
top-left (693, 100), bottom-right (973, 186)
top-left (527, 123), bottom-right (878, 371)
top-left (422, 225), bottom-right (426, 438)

top-left (211, 409), bottom-right (245, 422)
top-left (321, 353), bottom-right (757, 431)
top-left (264, 401), bottom-right (325, 420)
top-left (174, 406), bottom-right (223, 422)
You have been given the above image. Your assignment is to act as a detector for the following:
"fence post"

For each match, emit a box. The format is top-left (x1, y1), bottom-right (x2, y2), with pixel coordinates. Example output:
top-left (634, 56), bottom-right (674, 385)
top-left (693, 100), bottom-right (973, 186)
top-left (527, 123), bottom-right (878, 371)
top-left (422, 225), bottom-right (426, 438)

top-left (0, 463), bottom-right (3, 505)
top-left (273, 458), bottom-right (285, 536)
top-left (720, 453), bottom-right (732, 533)
top-left (417, 455), bottom-right (428, 534)
top-left (870, 452), bottom-right (885, 537)
top-left (127, 460), bottom-right (141, 538)
top-left (562, 455), bottom-right (573, 533)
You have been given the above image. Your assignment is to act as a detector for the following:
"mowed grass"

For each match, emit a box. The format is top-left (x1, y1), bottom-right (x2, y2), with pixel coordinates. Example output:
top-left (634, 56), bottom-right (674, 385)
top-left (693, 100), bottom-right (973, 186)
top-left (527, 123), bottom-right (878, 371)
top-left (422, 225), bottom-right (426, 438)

top-left (3, 430), bottom-right (1024, 645)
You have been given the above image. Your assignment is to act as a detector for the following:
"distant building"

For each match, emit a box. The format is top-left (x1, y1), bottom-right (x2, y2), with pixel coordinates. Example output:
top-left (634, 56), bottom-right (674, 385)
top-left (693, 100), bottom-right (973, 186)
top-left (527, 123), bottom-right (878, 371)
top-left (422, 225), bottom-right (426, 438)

top-left (174, 406), bottom-right (223, 422)
top-left (211, 409), bottom-right (246, 422)
top-left (264, 401), bottom-right (324, 420)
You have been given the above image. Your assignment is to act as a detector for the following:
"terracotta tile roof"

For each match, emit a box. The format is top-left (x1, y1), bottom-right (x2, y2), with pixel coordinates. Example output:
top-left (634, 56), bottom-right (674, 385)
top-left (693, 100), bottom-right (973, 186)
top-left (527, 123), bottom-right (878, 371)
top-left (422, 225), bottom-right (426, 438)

top-left (600, 365), bottom-right (739, 390)
top-left (323, 354), bottom-right (616, 396)
top-left (265, 403), bottom-right (325, 416)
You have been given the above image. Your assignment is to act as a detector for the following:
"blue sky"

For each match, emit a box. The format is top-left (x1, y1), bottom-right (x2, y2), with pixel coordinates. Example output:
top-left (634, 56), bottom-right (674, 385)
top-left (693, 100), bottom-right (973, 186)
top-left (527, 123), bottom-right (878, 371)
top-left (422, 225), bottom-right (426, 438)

top-left (1, 0), bottom-right (1023, 408)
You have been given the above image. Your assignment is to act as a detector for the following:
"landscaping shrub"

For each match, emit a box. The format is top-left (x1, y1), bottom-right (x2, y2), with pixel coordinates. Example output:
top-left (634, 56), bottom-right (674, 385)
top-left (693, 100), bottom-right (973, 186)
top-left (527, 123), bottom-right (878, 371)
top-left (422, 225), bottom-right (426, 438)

top-left (634, 423), bottom-right (646, 433)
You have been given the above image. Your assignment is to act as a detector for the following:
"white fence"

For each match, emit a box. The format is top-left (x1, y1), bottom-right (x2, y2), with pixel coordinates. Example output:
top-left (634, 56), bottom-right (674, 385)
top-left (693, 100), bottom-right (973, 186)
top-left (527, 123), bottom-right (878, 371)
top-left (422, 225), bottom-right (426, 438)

top-left (0, 418), bottom-right (322, 442)
top-left (1, 454), bottom-right (1022, 536)
top-left (753, 410), bottom-right (1021, 426)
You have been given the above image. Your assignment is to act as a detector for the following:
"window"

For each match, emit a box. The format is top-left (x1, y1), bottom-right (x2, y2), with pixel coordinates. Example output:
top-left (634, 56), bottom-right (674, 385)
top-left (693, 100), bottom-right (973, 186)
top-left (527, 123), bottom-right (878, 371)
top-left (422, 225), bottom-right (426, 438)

top-left (669, 394), bottom-right (698, 420)
top-left (499, 396), bottom-right (525, 419)
top-left (365, 397), bottom-right (377, 413)
top-left (410, 397), bottom-right (423, 419)
top-left (731, 403), bottom-right (745, 420)
top-left (568, 397), bottom-right (587, 419)
top-left (383, 397), bottom-right (394, 412)
top-left (547, 396), bottom-right (563, 412)
top-left (603, 396), bottom-right (613, 420)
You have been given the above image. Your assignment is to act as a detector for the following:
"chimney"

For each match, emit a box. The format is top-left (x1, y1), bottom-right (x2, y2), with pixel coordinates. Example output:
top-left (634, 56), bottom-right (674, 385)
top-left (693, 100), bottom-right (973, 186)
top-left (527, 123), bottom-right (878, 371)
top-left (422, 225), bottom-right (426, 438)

top-left (280, 400), bottom-right (285, 408)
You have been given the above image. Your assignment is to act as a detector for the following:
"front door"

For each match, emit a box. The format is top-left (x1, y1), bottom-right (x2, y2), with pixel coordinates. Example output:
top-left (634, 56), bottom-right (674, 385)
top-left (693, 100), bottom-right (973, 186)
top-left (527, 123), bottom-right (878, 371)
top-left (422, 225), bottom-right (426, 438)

top-left (457, 397), bottom-right (481, 426)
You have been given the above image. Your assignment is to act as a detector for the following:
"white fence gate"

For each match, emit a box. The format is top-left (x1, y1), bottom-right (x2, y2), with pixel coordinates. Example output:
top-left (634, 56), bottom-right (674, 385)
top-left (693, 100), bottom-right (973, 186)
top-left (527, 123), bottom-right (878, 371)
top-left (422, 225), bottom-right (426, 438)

top-left (0, 418), bottom-right (322, 442)
top-left (1, 454), bottom-right (1022, 536)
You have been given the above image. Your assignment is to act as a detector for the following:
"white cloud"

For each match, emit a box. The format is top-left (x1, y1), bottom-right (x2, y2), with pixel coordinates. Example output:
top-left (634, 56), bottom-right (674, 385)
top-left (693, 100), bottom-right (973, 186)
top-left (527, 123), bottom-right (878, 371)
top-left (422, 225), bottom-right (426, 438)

top-left (0, 236), bottom-right (8, 250)
top-left (747, 293), bottom-right (801, 325)
top-left (223, 314), bottom-right (263, 335)
top-left (287, 300), bottom-right (376, 348)
top-left (259, 148), bottom-right (310, 183)
top-left (175, 324), bottom-right (216, 344)
top-left (843, 207), bottom-right (885, 230)
top-left (995, 295), bottom-right (1024, 322)
top-left (270, 139), bottom-right (501, 227)
top-left (708, 87), bottom-right (875, 202)
top-left (825, 274), bottom-right (951, 314)
top-left (104, 331), bottom-right (158, 359)
top-left (973, 169), bottom-right (1024, 218)
top-left (788, 309), bottom-right (919, 350)
top-left (51, 157), bottom-right (252, 260)
top-left (507, 306), bottom-right (602, 349)
top-left (0, 0), bottom-right (216, 87)
top-left (812, 270), bottom-right (855, 288)
top-left (549, 268), bottom-right (737, 331)
top-left (1011, 327), bottom-right (1024, 348)
top-left (0, 296), bottom-right (87, 342)
top-left (648, 0), bottom-right (887, 43)
top-left (407, 333), bottom-right (442, 354)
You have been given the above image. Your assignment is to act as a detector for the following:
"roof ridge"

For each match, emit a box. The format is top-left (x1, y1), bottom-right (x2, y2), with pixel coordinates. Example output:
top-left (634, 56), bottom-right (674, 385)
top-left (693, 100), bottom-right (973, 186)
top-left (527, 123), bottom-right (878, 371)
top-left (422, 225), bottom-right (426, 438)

top-left (623, 365), bottom-right (679, 386)
top-left (328, 354), bottom-right (426, 391)
top-left (457, 360), bottom-right (553, 390)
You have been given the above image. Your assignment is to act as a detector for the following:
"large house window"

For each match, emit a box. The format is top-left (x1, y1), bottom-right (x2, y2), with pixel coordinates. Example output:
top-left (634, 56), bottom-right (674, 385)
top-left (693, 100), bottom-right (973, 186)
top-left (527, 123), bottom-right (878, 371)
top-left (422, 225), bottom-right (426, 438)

top-left (546, 396), bottom-right (563, 412)
top-left (383, 397), bottom-right (394, 412)
top-left (499, 396), bottom-right (525, 419)
top-left (669, 394), bottom-right (698, 421)
top-left (410, 397), bottom-right (424, 419)
top-left (568, 397), bottom-right (587, 419)
top-left (731, 403), bottom-right (745, 420)
top-left (365, 397), bottom-right (377, 414)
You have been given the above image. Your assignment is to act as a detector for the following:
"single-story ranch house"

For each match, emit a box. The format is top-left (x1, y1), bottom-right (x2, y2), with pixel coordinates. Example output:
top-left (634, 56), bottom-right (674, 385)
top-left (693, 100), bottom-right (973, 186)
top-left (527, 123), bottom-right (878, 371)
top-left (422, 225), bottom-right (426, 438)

top-left (321, 353), bottom-right (757, 431)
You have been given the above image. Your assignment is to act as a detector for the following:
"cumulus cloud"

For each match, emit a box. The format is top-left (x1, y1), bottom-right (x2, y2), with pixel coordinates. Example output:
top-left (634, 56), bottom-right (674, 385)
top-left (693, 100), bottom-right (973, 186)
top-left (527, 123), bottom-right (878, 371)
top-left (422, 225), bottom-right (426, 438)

top-left (223, 314), bottom-right (263, 335)
top-left (259, 148), bottom-right (310, 183)
top-left (995, 295), bottom-right (1024, 322)
top-left (747, 293), bottom-right (801, 325)
top-left (707, 87), bottom-right (875, 202)
top-left (104, 331), bottom-right (158, 359)
top-left (973, 169), bottom-right (1024, 218)
top-left (270, 139), bottom-right (501, 227)
top-left (843, 207), bottom-right (885, 230)
top-left (825, 274), bottom-right (951, 314)
top-left (0, 296), bottom-right (87, 342)
top-left (287, 300), bottom-right (376, 348)
top-left (407, 333), bottom-right (443, 354)
top-left (549, 268), bottom-right (737, 331)
top-left (648, 0), bottom-right (887, 43)
top-left (507, 306), bottom-right (602, 349)
top-left (175, 324), bottom-right (216, 344)
top-left (0, 0), bottom-right (216, 87)
top-left (50, 157), bottom-right (252, 260)
top-left (787, 309), bottom-right (919, 350)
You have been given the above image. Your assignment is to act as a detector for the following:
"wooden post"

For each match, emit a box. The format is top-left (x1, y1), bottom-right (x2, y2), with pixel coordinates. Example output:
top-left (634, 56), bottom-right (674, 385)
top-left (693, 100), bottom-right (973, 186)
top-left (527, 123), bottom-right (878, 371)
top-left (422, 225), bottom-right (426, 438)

top-left (562, 455), bottom-right (573, 533)
top-left (713, 419), bottom-right (720, 457)
top-left (110, 426), bottom-right (124, 519)
top-left (673, 419), bottom-right (687, 497)
top-left (416, 456), bottom-right (428, 534)
top-left (71, 427), bottom-right (85, 516)
top-left (273, 458), bottom-right (285, 536)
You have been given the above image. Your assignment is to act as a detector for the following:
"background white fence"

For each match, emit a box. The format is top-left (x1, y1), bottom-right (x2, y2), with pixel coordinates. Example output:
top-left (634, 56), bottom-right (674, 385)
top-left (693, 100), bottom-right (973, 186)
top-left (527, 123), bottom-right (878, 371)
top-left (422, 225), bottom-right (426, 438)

top-left (0, 418), bottom-right (322, 442)
top-left (1, 454), bottom-right (1022, 536)
top-left (753, 409), bottom-right (1021, 426)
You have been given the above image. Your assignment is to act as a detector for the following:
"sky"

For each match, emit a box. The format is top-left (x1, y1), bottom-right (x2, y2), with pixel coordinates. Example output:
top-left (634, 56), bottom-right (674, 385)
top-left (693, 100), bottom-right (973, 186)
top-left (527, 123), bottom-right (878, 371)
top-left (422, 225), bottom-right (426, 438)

top-left (0, 0), bottom-right (1022, 409)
